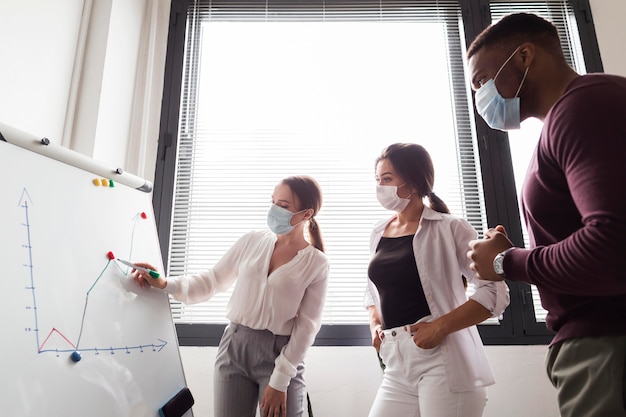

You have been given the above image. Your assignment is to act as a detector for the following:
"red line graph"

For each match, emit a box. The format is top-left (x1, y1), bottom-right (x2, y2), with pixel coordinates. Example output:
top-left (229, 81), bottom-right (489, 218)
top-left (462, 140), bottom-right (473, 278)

top-left (38, 327), bottom-right (76, 352)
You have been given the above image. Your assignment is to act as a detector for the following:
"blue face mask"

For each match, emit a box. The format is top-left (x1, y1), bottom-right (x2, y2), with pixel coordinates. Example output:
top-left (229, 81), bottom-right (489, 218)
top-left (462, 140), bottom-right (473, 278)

top-left (267, 204), bottom-right (305, 235)
top-left (475, 46), bottom-right (529, 131)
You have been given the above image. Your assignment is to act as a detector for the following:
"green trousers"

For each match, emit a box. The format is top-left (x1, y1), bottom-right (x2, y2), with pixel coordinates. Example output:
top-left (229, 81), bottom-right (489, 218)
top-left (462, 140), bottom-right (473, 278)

top-left (546, 335), bottom-right (626, 417)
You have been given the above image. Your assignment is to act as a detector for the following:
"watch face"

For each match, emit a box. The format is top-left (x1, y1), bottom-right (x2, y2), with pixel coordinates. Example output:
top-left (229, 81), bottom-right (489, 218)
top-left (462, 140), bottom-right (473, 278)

top-left (494, 253), bottom-right (505, 276)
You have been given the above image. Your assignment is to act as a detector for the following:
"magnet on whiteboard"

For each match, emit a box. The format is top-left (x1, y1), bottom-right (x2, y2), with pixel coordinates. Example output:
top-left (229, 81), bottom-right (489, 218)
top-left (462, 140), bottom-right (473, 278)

top-left (70, 351), bottom-right (82, 362)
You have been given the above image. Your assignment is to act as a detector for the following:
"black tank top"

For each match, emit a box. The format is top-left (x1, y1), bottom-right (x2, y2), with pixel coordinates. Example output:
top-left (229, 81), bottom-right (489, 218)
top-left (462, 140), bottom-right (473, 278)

top-left (368, 235), bottom-right (431, 329)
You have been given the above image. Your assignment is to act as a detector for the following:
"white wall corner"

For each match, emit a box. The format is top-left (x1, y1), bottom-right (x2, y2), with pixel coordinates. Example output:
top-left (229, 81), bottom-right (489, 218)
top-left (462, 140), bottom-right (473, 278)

top-left (589, 0), bottom-right (626, 77)
top-left (125, 0), bottom-right (172, 183)
top-left (63, 0), bottom-right (113, 157)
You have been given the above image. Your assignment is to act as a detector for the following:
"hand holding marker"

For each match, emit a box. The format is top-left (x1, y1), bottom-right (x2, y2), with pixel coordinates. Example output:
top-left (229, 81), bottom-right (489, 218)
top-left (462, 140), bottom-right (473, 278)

top-left (116, 259), bottom-right (168, 290)
top-left (117, 259), bottom-right (160, 278)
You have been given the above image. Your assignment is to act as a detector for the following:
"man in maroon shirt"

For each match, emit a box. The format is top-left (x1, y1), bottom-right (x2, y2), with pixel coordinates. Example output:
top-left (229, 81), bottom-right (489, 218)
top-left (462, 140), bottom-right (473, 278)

top-left (465, 12), bottom-right (626, 417)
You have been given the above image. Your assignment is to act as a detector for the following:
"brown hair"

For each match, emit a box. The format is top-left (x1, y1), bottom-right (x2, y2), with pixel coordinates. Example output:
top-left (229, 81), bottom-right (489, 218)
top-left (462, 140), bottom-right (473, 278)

top-left (376, 143), bottom-right (450, 214)
top-left (467, 12), bottom-right (563, 60)
top-left (281, 175), bottom-right (325, 252)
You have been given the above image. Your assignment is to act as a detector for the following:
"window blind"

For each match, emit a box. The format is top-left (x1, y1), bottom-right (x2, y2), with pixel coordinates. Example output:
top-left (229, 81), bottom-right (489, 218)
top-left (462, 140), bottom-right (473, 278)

top-left (167, 0), bottom-right (489, 324)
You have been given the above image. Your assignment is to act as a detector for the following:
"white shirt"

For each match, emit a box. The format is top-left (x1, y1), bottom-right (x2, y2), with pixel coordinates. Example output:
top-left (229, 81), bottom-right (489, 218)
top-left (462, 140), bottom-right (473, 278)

top-left (365, 206), bottom-right (510, 392)
top-left (166, 230), bottom-right (329, 391)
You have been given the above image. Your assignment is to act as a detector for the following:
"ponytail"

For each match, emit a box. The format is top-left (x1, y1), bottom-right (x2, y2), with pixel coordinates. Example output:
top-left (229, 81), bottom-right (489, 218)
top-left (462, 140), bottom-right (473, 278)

top-left (281, 175), bottom-right (324, 252)
top-left (427, 191), bottom-right (450, 214)
top-left (307, 217), bottom-right (325, 253)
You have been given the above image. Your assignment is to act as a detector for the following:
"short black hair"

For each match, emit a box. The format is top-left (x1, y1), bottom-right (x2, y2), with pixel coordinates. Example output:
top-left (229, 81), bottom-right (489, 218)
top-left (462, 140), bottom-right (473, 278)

top-left (467, 12), bottom-right (562, 59)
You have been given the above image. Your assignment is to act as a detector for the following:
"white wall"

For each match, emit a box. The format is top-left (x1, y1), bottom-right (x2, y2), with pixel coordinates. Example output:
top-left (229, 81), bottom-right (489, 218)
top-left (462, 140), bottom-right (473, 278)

top-left (0, 1), bottom-right (84, 144)
top-left (1, 1), bottom-right (624, 416)
top-left (0, 0), bottom-right (170, 182)
top-left (590, 0), bottom-right (626, 77)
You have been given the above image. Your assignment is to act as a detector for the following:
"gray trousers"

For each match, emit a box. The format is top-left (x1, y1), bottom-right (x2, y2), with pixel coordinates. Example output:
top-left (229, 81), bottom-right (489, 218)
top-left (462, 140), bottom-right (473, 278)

top-left (546, 335), bottom-right (626, 417)
top-left (214, 323), bottom-right (306, 417)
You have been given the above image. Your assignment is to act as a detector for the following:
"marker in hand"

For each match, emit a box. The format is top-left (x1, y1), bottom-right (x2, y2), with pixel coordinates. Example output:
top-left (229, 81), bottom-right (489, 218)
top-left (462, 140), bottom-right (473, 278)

top-left (117, 259), bottom-right (160, 279)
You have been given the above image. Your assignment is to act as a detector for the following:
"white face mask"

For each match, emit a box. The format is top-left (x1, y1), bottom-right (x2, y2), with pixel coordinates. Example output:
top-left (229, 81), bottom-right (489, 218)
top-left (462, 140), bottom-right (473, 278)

top-left (267, 204), bottom-right (305, 235)
top-left (475, 46), bottom-right (528, 131)
top-left (376, 183), bottom-right (412, 212)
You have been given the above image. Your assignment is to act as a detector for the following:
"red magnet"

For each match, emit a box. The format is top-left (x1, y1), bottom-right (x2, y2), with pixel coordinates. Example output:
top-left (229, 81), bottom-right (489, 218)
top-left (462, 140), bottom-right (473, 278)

top-left (107, 251), bottom-right (116, 260)
top-left (141, 212), bottom-right (147, 219)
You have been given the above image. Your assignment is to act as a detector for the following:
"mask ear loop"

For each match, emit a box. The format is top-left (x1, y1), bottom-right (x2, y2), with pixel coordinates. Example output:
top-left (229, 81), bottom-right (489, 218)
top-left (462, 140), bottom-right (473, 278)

top-left (515, 66), bottom-right (529, 98)
top-left (292, 208), bottom-right (313, 227)
top-left (494, 46), bottom-right (522, 82)
top-left (302, 208), bottom-right (314, 222)
top-left (397, 183), bottom-right (417, 200)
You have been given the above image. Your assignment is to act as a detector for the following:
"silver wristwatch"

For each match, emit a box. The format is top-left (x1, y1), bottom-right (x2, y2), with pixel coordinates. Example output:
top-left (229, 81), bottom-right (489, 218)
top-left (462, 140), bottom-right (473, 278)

top-left (493, 248), bottom-right (514, 278)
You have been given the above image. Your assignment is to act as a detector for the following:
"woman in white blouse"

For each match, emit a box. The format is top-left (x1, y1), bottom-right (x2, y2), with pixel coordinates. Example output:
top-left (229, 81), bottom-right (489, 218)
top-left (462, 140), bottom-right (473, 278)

top-left (132, 175), bottom-right (328, 417)
top-left (365, 143), bottom-right (510, 417)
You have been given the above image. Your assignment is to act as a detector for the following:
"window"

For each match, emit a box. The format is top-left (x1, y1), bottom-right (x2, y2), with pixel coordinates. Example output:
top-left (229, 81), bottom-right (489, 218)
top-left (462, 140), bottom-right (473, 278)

top-left (153, 0), bottom-right (603, 345)
top-left (169, 0), bottom-right (487, 327)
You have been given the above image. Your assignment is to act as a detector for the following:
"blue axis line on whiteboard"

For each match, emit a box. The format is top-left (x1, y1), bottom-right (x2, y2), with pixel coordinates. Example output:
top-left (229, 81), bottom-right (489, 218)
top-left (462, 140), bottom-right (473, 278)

top-left (19, 188), bottom-right (167, 362)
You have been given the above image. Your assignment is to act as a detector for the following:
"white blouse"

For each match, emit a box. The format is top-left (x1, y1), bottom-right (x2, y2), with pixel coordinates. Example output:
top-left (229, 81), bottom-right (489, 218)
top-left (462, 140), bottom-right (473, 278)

top-left (165, 230), bottom-right (329, 391)
top-left (365, 206), bottom-right (510, 392)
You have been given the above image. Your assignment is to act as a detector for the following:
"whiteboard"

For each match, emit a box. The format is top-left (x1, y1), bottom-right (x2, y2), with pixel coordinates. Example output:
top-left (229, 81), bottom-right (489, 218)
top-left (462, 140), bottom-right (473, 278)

top-left (0, 139), bottom-right (192, 417)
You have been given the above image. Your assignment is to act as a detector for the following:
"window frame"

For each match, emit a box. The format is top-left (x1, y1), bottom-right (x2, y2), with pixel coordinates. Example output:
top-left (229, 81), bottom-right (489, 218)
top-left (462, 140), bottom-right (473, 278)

top-left (153, 0), bottom-right (603, 346)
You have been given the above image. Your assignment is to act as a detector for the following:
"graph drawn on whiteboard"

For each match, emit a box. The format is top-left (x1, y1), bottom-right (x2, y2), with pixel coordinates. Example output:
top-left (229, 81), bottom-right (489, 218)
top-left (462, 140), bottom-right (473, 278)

top-left (18, 188), bottom-right (170, 361)
top-left (1, 137), bottom-right (190, 417)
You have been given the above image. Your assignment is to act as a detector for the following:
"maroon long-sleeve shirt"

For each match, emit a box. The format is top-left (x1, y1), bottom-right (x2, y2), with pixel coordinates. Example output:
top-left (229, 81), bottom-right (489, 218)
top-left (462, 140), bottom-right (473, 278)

top-left (504, 74), bottom-right (626, 345)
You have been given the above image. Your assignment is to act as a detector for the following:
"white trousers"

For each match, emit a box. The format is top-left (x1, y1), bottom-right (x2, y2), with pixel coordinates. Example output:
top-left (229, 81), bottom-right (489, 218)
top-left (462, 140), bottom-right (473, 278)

top-left (368, 324), bottom-right (487, 417)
